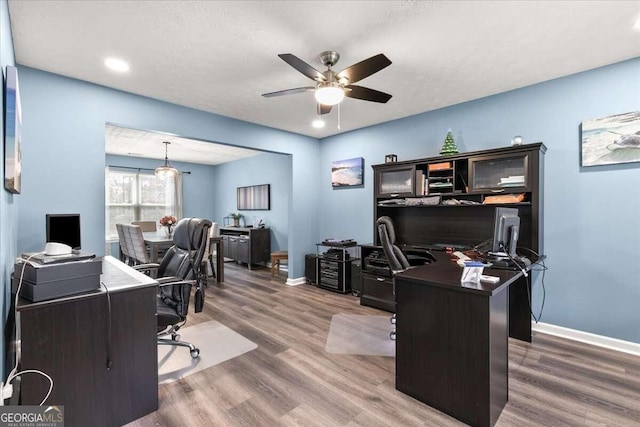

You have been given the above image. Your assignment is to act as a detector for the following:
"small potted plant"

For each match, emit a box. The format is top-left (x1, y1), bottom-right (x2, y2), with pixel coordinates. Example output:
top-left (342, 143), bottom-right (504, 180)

top-left (159, 215), bottom-right (177, 236)
top-left (230, 212), bottom-right (243, 227)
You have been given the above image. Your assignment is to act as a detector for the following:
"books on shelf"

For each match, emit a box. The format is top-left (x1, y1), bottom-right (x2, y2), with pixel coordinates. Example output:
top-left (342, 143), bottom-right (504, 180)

top-left (416, 170), bottom-right (425, 196)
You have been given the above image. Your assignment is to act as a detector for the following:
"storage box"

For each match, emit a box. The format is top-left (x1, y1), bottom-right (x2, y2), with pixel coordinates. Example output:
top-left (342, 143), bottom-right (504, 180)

top-left (15, 258), bottom-right (102, 283)
top-left (13, 258), bottom-right (102, 302)
top-left (428, 162), bottom-right (452, 171)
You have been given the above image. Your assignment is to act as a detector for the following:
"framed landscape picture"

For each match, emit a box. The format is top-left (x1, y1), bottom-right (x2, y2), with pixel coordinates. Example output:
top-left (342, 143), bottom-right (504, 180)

top-left (581, 111), bottom-right (640, 167)
top-left (4, 65), bottom-right (22, 193)
top-left (331, 157), bottom-right (364, 187)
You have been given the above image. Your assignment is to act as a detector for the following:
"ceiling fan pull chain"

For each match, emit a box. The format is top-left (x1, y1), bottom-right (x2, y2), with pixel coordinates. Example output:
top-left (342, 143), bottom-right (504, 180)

top-left (338, 102), bottom-right (341, 130)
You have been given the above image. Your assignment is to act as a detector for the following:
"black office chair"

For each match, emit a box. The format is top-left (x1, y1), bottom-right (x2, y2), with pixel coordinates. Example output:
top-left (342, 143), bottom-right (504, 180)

top-left (156, 217), bottom-right (211, 358)
top-left (376, 216), bottom-right (411, 273)
top-left (376, 216), bottom-right (432, 340)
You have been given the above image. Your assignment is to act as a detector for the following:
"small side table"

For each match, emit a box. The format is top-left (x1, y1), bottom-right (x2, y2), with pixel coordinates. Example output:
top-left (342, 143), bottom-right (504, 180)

top-left (270, 251), bottom-right (288, 278)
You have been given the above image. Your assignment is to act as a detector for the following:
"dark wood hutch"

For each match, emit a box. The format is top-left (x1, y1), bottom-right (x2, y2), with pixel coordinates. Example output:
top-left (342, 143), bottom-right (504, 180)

top-left (362, 142), bottom-right (546, 341)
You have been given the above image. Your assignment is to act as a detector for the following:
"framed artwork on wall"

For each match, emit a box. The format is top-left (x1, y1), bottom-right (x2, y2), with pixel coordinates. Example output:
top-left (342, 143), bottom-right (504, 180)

top-left (4, 65), bottom-right (22, 193)
top-left (331, 157), bottom-right (364, 187)
top-left (581, 111), bottom-right (640, 167)
top-left (237, 184), bottom-right (270, 210)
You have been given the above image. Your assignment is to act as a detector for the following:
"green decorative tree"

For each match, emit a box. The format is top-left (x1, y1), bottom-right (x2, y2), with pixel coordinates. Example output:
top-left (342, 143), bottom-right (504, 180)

top-left (439, 128), bottom-right (459, 155)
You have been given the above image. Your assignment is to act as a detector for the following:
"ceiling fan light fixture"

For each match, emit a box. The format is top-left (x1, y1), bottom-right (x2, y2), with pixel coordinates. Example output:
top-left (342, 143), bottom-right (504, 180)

top-left (315, 84), bottom-right (345, 106)
top-left (155, 141), bottom-right (179, 178)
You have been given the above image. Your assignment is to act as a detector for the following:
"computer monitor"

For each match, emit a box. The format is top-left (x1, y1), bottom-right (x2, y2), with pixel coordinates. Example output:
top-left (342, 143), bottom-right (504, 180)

top-left (46, 214), bottom-right (81, 250)
top-left (491, 207), bottom-right (520, 257)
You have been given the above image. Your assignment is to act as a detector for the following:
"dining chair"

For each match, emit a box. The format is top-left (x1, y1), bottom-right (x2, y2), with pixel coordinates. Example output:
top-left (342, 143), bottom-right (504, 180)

top-left (201, 222), bottom-right (219, 282)
top-left (132, 220), bottom-right (157, 232)
top-left (118, 223), bottom-right (159, 277)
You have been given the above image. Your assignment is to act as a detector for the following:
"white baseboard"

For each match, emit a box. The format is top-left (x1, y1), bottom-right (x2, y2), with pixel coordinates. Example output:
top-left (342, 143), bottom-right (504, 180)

top-left (532, 322), bottom-right (640, 357)
top-left (286, 276), bottom-right (306, 286)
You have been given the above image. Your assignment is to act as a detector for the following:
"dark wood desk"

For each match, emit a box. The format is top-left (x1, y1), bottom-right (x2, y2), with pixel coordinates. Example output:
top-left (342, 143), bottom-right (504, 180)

top-left (16, 256), bottom-right (158, 426)
top-left (142, 232), bottom-right (224, 282)
top-left (394, 252), bottom-right (525, 427)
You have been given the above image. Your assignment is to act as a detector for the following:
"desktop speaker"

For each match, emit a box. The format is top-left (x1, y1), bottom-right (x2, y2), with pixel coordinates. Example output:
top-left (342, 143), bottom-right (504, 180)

top-left (305, 254), bottom-right (317, 284)
top-left (351, 261), bottom-right (362, 296)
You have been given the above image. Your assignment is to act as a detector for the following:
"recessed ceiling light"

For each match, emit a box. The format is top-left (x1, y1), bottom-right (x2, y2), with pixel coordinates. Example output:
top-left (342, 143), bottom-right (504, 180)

top-left (312, 118), bottom-right (325, 128)
top-left (104, 57), bottom-right (130, 73)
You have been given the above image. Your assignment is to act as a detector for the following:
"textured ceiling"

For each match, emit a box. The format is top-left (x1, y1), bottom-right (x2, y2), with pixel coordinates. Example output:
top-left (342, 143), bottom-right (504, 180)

top-left (8, 1), bottom-right (640, 139)
top-left (105, 124), bottom-right (261, 166)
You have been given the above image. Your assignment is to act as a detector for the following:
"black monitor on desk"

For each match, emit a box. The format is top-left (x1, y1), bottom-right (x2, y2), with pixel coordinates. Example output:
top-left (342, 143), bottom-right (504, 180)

top-left (46, 213), bottom-right (81, 250)
top-left (490, 207), bottom-right (520, 258)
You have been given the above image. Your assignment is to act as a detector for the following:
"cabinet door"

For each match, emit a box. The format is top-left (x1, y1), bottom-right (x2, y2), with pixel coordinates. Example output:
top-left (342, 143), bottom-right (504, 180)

top-left (222, 235), bottom-right (231, 258)
top-left (361, 274), bottom-right (395, 312)
top-left (375, 165), bottom-right (416, 198)
top-left (236, 237), bottom-right (250, 263)
top-left (468, 153), bottom-right (530, 192)
top-left (228, 236), bottom-right (239, 260)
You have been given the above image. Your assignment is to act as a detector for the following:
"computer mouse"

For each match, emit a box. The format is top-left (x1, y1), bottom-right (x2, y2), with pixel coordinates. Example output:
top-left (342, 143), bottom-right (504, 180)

top-left (44, 242), bottom-right (72, 256)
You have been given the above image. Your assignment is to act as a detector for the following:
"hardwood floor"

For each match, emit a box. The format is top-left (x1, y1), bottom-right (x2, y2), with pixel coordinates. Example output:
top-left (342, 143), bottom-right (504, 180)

top-left (128, 263), bottom-right (640, 426)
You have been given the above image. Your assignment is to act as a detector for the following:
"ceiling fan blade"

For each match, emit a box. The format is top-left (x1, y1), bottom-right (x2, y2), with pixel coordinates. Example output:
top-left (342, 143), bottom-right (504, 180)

top-left (336, 54), bottom-right (391, 84)
top-left (318, 103), bottom-right (332, 115)
top-left (278, 54), bottom-right (326, 82)
top-left (262, 87), bottom-right (315, 98)
top-left (344, 85), bottom-right (392, 103)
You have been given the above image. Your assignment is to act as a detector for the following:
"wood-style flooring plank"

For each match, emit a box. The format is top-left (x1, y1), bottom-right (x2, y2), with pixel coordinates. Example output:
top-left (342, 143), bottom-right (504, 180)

top-left (126, 263), bottom-right (640, 427)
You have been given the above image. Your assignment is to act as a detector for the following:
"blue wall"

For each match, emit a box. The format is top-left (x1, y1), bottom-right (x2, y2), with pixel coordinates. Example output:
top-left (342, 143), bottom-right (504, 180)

top-left (16, 67), bottom-right (320, 279)
top-left (212, 152), bottom-right (292, 252)
top-left (318, 58), bottom-right (640, 343)
top-left (1, 0), bottom-right (17, 380)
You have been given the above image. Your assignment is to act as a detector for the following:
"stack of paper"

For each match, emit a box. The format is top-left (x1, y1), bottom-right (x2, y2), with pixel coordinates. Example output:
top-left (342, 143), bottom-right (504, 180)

top-left (499, 175), bottom-right (525, 187)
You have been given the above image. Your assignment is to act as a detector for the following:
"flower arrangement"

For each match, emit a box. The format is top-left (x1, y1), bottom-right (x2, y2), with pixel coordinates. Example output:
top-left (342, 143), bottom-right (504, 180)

top-left (159, 215), bottom-right (177, 235)
top-left (159, 215), bottom-right (177, 227)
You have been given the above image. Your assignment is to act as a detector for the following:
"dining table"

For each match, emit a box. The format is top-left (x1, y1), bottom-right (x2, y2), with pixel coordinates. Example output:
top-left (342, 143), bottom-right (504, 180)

top-left (142, 231), bottom-right (224, 282)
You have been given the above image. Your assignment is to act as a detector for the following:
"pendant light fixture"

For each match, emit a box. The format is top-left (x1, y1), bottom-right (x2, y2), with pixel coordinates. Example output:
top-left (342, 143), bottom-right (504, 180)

top-left (155, 141), bottom-right (179, 178)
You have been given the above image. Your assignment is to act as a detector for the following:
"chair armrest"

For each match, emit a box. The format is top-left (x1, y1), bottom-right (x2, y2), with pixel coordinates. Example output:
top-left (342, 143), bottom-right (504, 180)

top-left (156, 276), bottom-right (181, 285)
top-left (132, 263), bottom-right (160, 278)
top-left (157, 279), bottom-right (196, 288)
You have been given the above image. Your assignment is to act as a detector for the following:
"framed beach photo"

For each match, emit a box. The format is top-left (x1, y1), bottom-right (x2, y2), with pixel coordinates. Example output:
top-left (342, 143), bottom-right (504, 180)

top-left (581, 111), bottom-right (640, 167)
top-left (4, 65), bottom-right (22, 193)
top-left (331, 157), bottom-right (364, 187)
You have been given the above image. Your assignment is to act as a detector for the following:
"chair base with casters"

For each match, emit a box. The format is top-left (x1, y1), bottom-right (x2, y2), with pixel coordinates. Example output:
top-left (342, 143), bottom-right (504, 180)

top-left (390, 313), bottom-right (397, 340)
top-left (157, 325), bottom-right (200, 359)
top-left (156, 278), bottom-right (201, 358)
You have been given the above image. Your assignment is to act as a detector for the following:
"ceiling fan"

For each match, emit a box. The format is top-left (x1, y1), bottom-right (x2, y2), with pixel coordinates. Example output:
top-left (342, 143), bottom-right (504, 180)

top-left (262, 51), bottom-right (392, 115)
